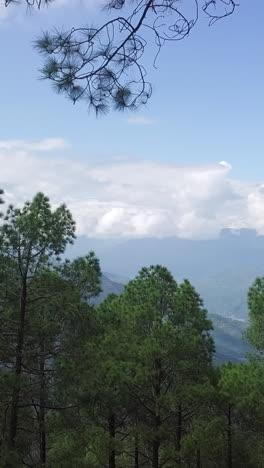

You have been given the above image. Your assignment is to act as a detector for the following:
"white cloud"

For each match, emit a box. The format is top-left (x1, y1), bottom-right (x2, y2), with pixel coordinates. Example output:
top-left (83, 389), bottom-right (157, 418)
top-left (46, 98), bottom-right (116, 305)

top-left (0, 138), bottom-right (264, 240)
top-left (126, 116), bottom-right (157, 126)
top-left (0, 138), bottom-right (69, 151)
top-left (0, 0), bottom-right (96, 21)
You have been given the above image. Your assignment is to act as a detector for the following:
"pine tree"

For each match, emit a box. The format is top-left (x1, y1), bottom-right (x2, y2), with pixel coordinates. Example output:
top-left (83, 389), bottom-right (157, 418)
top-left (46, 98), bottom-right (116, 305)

top-left (0, 193), bottom-right (75, 464)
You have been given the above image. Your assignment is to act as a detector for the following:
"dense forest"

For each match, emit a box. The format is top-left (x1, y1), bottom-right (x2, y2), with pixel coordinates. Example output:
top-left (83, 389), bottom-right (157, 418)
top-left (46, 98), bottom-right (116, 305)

top-left (1, 193), bottom-right (264, 468)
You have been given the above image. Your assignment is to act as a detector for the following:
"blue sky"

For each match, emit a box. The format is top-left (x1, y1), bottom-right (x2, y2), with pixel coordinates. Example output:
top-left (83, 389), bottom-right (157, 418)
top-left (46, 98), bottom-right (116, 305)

top-left (0, 0), bottom-right (263, 176)
top-left (0, 1), bottom-right (264, 239)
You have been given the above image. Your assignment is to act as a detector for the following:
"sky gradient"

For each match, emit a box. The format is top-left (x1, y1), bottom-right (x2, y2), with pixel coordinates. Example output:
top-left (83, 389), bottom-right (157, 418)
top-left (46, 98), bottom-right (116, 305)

top-left (0, 1), bottom-right (263, 239)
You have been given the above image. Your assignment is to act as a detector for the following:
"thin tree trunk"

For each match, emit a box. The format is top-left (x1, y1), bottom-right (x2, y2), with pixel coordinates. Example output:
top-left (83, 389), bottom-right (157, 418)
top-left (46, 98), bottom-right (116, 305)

top-left (135, 433), bottom-right (139, 468)
top-left (39, 342), bottom-right (46, 465)
top-left (196, 448), bottom-right (201, 468)
top-left (152, 414), bottom-right (161, 468)
top-left (176, 403), bottom-right (182, 466)
top-left (9, 279), bottom-right (27, 445)
top-left (108, 413), bottom-right (116, 468)
top-left (176, 403), bottom-right (182, 451)
top-left (227, 404), bottom-right (233, 468)
top-left (152, 358), bottom-right (161, 468)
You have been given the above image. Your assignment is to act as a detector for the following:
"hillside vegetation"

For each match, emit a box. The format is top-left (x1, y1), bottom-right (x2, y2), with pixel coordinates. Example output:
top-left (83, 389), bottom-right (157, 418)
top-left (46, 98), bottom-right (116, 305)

top-left (0, 195), bottom-right (263, 467)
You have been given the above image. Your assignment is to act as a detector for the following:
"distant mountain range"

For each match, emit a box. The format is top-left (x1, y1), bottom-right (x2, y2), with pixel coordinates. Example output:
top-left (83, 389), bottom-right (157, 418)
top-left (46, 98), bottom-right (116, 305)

top-left (209, 313), bottom-right (251, 364)
top-left (67, 228), bottom-right (264, 320)
top-left (98, 275), bottom-right (252, 364)
top-left (96, 274), bottom-right (125, 303)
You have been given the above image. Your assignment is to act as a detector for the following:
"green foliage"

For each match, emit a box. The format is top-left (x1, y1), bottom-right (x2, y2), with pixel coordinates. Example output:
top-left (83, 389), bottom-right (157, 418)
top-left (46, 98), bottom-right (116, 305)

top-left (218, 362), bottom-right (264, 467)
top-left (36, 265), bottom-right (216, 467)
top-left (1, 192), bottom-right (75, 260)
top-left (0, 193), bottom-right (100, 466)
top-left (62, 252), bottom-right (101, 300)
top-left (247, 277), bottom-right (264, 350)
top-left (1, 202), bottom-right (264, 466)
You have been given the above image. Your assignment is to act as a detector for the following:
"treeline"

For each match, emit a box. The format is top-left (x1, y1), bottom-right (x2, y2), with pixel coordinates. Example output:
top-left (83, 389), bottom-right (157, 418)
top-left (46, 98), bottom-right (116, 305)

top-left (0, 193), bottom-right (264, 467)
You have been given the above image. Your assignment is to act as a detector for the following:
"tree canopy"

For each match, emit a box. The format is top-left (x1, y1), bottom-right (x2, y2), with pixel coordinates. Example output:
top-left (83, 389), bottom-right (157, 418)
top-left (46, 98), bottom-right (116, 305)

top-left (3, 193), bottom-right (264, 467)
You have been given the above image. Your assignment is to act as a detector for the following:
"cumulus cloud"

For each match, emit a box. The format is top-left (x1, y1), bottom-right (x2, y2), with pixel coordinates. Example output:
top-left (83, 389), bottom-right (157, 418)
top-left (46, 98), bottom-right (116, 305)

top-left (0, 138), bottom-right (69, 151)
top-left (0, 138), bottom-right (264, 239)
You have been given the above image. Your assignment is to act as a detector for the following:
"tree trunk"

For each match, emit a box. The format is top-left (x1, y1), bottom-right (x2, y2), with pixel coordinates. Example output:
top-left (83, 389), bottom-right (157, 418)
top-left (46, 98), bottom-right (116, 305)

top-left (176, 403), bottom-right (182, 451)
top-left (227, 404), bottom-right (233, 468)
top-left (152, 358), bottom-right (161, 468)
top-left (196, 448), bottom-right (201, 468)
top-left (152, 414), bottom-right (161, 468)
top-left (176, 403), bottom-right (182, 466)
top-left (135, 433), bottom-right (139, 468)
top-left (39, 342), bottom-right (46, 465)
top-left (9, 279), bottom-right (27, 445)
top-left (108, 413), bottom-right (116, 468)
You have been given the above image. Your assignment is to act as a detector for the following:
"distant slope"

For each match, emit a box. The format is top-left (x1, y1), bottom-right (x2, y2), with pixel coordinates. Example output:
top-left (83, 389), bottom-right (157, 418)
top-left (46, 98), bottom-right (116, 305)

top-left (103, 272), bottom-right (129, 285)
top-left (86, 230), bottom-right (264, 282)
top-left (94, 274), bottom-right (125, 304)
top-left (209, 313), bottom-right (252, 364)
top-left (194, 267), bottom-right (261, 320)
top-left (103, 268), bottom-right (258, 320)
top-left (98, 275), bottom-right (252, 363)
top-left (68, 229), bottom-right (264, 320)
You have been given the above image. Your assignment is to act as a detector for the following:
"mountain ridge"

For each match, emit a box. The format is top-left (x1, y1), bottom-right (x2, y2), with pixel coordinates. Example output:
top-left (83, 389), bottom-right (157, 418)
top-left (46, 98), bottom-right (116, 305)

top-left (67, 228), bottom-right (264, 321)
top-left (99, 274), bottom-right (252, 363)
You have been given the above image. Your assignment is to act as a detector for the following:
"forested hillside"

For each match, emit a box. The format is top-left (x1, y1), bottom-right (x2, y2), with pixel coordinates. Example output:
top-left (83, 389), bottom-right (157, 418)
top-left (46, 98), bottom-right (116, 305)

top-left (209, 314), bottom-right (251, 363)
top-left (68, 231), bottom-right (264, 320)
top-left (1, 194), bottom-right (264, 467)
top-left (1, 0), bottom-right (262, 466)
top-left (99, 276), bottom-right (251, 363)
